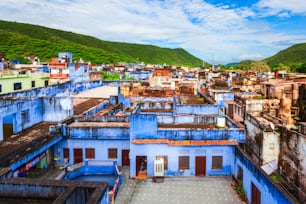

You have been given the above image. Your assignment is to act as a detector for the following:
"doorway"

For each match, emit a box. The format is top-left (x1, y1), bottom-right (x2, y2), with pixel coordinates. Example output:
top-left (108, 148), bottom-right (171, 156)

top-left (195, 156), bottom-right (206, 176)
top-left (2, 114), bottom-right (15, 141)
top-left (73, 149), bottom-right (83, 164)
top-left (136, 156), bottom-right (147, 178)
top-left (252, 182), bottom-right (261, 204)
top-left (122, 150), bottom-right (130, 166)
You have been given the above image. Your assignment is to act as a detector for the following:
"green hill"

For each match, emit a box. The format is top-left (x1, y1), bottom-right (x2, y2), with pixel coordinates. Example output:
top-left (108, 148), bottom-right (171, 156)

top-left (228, 43), bottom-right (306, 72)
top-left (265, 43), bottom-right (306, 68)
top-left (0, 20), bottom-right (203, 67)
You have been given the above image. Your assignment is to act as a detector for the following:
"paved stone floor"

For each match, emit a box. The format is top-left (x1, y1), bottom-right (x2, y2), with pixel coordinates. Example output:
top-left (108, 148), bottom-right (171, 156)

top-left (116, 167), bottom-right (245, 204)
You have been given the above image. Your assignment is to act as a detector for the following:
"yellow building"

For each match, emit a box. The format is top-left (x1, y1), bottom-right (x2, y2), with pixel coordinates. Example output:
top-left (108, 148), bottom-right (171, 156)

top-left (0, 70), bottom-right (50, 94)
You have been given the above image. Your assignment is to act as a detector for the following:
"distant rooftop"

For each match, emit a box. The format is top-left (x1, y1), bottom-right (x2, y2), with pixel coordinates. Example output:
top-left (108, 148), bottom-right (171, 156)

top-left (73, 86), bottom-right (118, 98)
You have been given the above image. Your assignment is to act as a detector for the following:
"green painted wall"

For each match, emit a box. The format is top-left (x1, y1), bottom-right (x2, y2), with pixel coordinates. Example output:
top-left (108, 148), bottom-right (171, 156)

top-left (0, 71), bottom-right (50, 94)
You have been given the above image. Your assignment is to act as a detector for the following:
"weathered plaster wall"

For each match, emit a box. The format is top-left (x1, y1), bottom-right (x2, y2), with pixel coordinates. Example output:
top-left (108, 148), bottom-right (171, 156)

top-left (279, 127), bottom-right (306, 203)
top-left (234, 147), bottom-right (294, 204)
top-left (157, 115), bottom-right (217, 125)
top-left (262, 131), bottom-right (280, 164)
top-left (131, 113), bottom-right (245, 142)
top-left (245, 99), bottom-right (263, 113)
top-left (130, 114), bottom-right (158, 139)
top-left (68, 126), bottom-right (129, 139)
top-left (129, 143), bottom-right (234, 178)
top-left (0, 98), bottom-right (43, 141)
top-left (175, 104), bottom-right (218, 115)
top-left (42, 97), bottom-right (73, 122)
top-left (157, 129), bottom-right (245, 142)
top-left (56, 139), bottom-right (130, 166)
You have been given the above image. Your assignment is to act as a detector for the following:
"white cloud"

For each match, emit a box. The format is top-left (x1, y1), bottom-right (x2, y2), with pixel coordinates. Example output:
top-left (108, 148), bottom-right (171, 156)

top-left (239, 53), bottom-right (265, 60)
top-left (256, 0), bottom-right (306, 17)
top-left (0, 0), bottom-right (305, 64)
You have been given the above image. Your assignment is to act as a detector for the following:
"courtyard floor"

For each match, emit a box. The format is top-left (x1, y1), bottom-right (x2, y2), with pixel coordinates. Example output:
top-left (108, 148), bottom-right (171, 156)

top-left (115, 167), bottom-right (245, 204)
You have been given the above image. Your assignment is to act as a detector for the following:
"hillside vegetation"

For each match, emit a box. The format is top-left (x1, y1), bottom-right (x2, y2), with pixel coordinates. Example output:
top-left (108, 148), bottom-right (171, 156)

top-left (0, 20), bottom-right (203, 67)
top-left (226, 42), bottom-right (306, 73)
top-left (265, 43), bottom-right (306, 67)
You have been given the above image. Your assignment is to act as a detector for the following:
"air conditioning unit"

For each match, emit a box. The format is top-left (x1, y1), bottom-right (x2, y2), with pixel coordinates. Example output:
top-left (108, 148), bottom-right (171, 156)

top-left (154, 158), bottom-right (164, 177)
top-left (49, 125), bottom-right (61, 134)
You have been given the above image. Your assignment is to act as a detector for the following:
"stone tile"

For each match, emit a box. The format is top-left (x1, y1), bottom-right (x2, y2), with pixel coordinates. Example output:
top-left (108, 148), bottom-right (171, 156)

top-left (116, 168), bottom-right (245, 204)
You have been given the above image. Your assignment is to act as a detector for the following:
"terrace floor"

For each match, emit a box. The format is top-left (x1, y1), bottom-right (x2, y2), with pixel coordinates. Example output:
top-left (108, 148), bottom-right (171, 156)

top-left (179, 94), bottom-right (206, 105)
top-left (116, 167), bottom-right (245, 204)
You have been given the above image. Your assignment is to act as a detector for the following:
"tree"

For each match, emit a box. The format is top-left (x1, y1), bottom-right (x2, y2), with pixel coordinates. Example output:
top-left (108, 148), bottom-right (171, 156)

top-left (251, 61), bottom-right (270, 73)
top-left (295, 63), bottom-right (306, 73)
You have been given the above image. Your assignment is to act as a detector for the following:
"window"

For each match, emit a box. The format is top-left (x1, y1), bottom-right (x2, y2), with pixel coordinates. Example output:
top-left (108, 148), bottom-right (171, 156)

top-left (86, 148), bottom-right (95, 159)
top-left (0, 84), bottom-right (2, 93)
top-left (14, 82), bottom-right (22, 90)
top-left (63, 148), bottom-right (70, 162)
top-left (108, 148), bottom-right (117, 159)
top-left (156, 156), bottom-right (168, 170)
top-left (31, 80), bottom-right (35, 88)
top-left (179, 156), bottom-right (189, 170)
top-left (44, 80), bottom-right (49, 87)
top-left (212, 156), bottom-right (223, 170)
top-left (21, 109), bottom-right (29, 122)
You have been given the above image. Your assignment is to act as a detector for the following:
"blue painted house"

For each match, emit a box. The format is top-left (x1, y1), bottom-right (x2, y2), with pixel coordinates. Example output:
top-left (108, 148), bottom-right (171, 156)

top-left (56, 115), bottom-right (130, 166)
top-left (129, 102), bottom-right (245, 178)
top-left (0, 81), bottom-right (299, 204)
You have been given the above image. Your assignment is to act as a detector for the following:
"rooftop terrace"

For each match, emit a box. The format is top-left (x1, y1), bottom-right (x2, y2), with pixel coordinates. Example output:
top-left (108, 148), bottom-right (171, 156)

top-left (0, 122), bottom-right (59, 167)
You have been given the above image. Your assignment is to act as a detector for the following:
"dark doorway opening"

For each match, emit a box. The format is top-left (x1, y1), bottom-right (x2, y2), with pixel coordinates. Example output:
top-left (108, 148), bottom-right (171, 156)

top-left (252, 182), bottom-right (261, 204)
top-left (195, 156), bottom-right (206, 177)
top-left (3, 114), bottom-right (15, 140)
top-left (136, 156), bottom-right (147, 178)
top-left (122, 150), bottom-right (130, 166)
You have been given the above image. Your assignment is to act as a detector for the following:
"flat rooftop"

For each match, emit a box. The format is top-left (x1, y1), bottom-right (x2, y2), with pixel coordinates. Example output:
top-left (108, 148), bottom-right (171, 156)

top-left (0, 122), bottom-right (59, 167)
top-left (73, 86), bottom-right (118, 98)
top-left (179, 94), bottom-right (206, 104)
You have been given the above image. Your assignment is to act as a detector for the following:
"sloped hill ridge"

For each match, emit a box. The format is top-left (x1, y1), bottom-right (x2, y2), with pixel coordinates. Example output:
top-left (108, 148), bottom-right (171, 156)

top-left (264, 43), bottom-right (306, 67)
top-left (0, 19), bottom-right (203, 66)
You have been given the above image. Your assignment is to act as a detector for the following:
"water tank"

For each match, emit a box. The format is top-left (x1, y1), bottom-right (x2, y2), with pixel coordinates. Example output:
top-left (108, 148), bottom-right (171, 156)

top-left (216, 116), bottom-right (226, 128)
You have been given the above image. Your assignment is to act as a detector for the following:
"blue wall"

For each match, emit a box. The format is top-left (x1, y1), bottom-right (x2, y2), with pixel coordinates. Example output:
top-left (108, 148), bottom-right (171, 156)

top-left (130, 114), bottom-right (157, 139)
top-left (129, 143), bottom-right (234, 178)
top-left (233, 147), bottom-right (295, 204)
top-left (42, 97), bottom-right (73, 122)
top-left (217, 93), bottom-right (234, 108)
top-left (55, 139), bottom-right (130, 166)
top-left (0, 98), bottom-right (43, 140)
top-left (81, 101), bottom-right (109, 117)
top-left (68, 127), bottom-right (129, 139)
top-left (176, 104), bottom-right (219, 115)
top-left (158, 129), bottom-right (245, 142)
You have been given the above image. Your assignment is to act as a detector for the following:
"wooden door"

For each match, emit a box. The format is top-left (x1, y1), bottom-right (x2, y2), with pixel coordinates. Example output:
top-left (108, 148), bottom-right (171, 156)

top-left (3, 124), bottom-right (13, 140)
top-left (196, 156), bottom-right (206, 176)
top-left (252, 182), bottom-right (261, 204)
top-left (73, 148), bottom-right (83, 164)
top-left (122, 150), bottom-right (130, 166)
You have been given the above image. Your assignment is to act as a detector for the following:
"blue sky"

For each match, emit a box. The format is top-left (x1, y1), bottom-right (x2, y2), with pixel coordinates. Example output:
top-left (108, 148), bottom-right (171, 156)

top-left (0, 0), bottom-right (306, 65)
